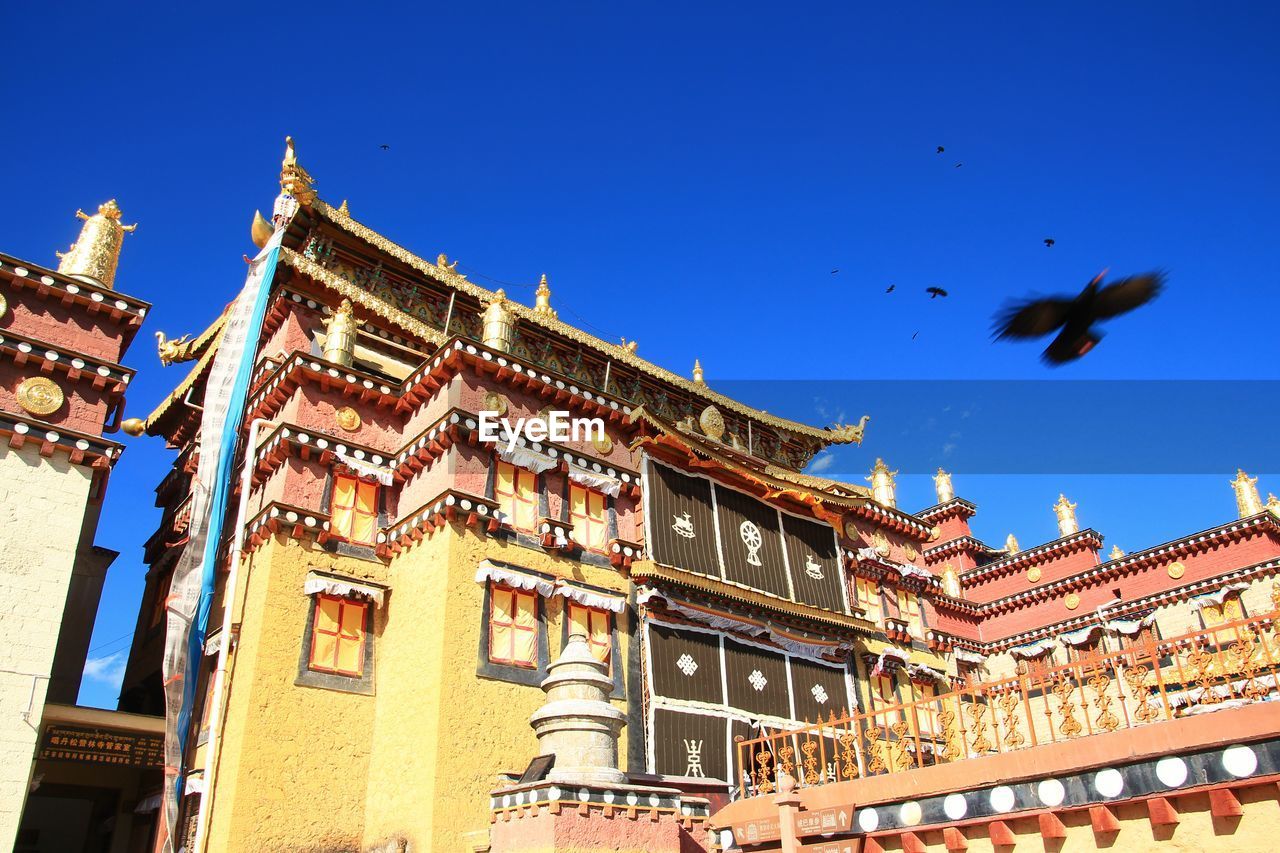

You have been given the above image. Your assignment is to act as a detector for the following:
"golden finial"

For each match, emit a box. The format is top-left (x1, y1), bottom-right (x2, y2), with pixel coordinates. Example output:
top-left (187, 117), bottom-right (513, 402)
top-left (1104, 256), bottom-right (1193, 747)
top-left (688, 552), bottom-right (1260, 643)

top-left (1267, 493), bottom-right (1280, 518)
top-left (1053, 494), bottom-right (1079, 537)
top-left (55, 200), bottom-right (136, 290)
top-left (1231, 469), bottom-right (1264, 518)
top-left (692, 359), bottom-right (705, 385)
top-left (481, 289), bottom-right (515, 352)
top-left (338, 199), bottom-right (350, 216)
top-left (619, 337), bottom-right (639, 353)
top-left (533, 274), bottom-right (557, 318)
top-left (867, 458), bottom-right (898, 508)
top-left (278, 135), bottom-right (315, 207)
top-left (250, 210), bottom-right (273, 249)
top-left (323, 299), bottom-right (357, 367)
top-left (121, 418), bottom-right (145, 437)
top-left (934, 468), bottom-right (955, 503)
top-left (1005, 534), bottom-right (1020, 554)
top-left (1109, 544), bottom-right (1125, 560)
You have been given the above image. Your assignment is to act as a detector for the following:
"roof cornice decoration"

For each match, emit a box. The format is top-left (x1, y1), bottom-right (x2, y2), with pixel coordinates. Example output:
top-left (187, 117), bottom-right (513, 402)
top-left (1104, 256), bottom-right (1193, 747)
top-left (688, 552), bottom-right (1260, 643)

top-left (957, 529), bottom-right (1103, 581)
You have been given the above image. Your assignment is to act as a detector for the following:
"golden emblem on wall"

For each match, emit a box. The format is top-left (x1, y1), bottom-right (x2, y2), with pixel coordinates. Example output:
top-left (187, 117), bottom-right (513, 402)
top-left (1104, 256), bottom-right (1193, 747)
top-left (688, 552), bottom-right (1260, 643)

top-left (0, 292), bottom-right (7, 319)
top-left (334, 406), bottom-right (362, 432)
top-left (594, 432), bottom-right (613, 455)
top-left (1167, 561), bottom-right (1186, 580)
top-left (1027, 567), bottom-right (1042, 583)
top-left (929, 525), bottom-right (941, 541)
top-left (698, 405), bottom-right (725, 441)
top-left (1064, 593), bottom-right (1080, 610)
top-left (903, 543), bottom-right (919, 562)
top-left (844, 520), bottom-right (858, 540)
top-left (483, 392), bottom-right (508, 417)
top-left (16, 376), bottom-right (65, 416)
top-left (871, 530), bottom-right (891, 557)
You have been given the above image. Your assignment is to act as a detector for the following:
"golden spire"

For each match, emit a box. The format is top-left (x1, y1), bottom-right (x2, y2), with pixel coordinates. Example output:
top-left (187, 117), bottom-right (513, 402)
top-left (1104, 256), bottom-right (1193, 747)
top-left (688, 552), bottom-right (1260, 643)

top-left (533, 274), bottom-right (557, 318)
top-left (1231, 469), bottom-right (1264, 517)
top-left (1109, 544), bottom-right (1125, 560)
top-left (55, 200), bottom-right (136, 290)
top-left (1005, 533), bottom-right (1020, 554)
top-left (278, 135), bottom-right (315, 207)
top-left (323, 299), bottom-right (357, 367)
top-left (481, 289), bottom-right (515, 352)
top-left (934, 468), bottom-right (955, 503)
top-left (1053, 494), bottom-right (1079, 537)
top-left (1267, 493), bottom-right (1280, 517)
top-left (867, 458), bottom-right (897, 508)
top-left (338, 199), bottom-right (350, 216)
top-left (692, 359), bottom-right (705, 385)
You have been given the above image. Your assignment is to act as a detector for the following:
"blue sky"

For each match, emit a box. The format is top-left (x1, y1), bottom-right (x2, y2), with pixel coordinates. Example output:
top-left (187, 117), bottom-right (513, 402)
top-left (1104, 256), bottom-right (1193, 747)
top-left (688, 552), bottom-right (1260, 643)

top-left (1, 3), bottom-right (1276, 708)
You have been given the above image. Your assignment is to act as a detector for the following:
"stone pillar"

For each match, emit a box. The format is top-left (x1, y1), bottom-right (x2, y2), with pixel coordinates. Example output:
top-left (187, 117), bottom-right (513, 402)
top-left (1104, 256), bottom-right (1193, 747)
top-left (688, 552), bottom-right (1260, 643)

top-left (529, 632), bottom-right (626, 786)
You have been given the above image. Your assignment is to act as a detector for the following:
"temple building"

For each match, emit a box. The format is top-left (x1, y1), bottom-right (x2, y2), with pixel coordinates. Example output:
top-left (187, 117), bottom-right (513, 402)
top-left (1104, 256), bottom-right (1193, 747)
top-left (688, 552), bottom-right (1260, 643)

top-left (1, 203), bottom-right (159, 852)
top-left (117, 140), bottom-right (1280, 853)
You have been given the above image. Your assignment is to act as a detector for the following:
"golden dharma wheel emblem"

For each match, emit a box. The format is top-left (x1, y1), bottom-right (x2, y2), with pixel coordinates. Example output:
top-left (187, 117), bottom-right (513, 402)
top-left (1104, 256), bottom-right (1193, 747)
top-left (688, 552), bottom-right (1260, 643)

top-left (843, 520), bottom-right (858, 540)
top-left (929, 525), bottom-right (941, 542)
top-left (1167, 561), bottom-right (1186, 580)
top-left (903, 543), bottom-right (919, 562)
top-left (0, 292), bottom-right (7, 318)
top-left (1064, 593), bottom-right (1081, 610)
top-left (483, 392), bottom-right (508, 416)
top-left (594, 432), bottom-right (613, 455)
top-left (16, 376), bottom-right (64, 416)
top-left (872, 530), bottom-right (891, 557)
top-left (1027, 567), bottom-right (1042, 583)
top-left (334, 406), bottom-right (362, 432)
top-left (698, 405), bottom-right (725, 441)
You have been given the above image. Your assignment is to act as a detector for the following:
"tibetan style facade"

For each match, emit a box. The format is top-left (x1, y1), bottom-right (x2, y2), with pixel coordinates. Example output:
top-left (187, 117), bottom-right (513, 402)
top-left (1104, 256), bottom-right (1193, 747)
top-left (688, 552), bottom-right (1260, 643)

top-left (1, 204), bottom-right (160, 853)
top-left (118, 141), bottom-right (1280, 853)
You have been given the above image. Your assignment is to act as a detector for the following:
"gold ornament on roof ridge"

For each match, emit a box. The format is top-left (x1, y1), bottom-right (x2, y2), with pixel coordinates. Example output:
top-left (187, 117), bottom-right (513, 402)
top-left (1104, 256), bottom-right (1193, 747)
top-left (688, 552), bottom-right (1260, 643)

top-left (1005, 533), bottom-right (1020, 554)
top-left (698, 404), bottom-right (725, 441)
top-left (934, 468), bottom-right (954, 503)
top-left (279, 136), bottom-right (316, 206)
top-left (437, 253), bottom-right (461, 276)
top-left (481, 290), bottom-right (515, 352)
top-left (868, 458), bottom-right (897, 508)
top-left (155, 331), bottom-right (196, 366)
top-left (1231, 468), bottom-right (1263, 518)
top-left (533, 274), bottom-right (557, 318)
top-left (250, 210), bottom-right (274, 249)
top-left (692, 359), bottom-right (705, 385)
top-left (1267, 493), bottom-right (1280, 517)
top-left (1109, 544), bottom-right (1125, 560)
top-left (17, 376), bottom-right (65, 416)
top-left (55, 200), bottom-right (136, 290)
top-left (338, 199), bottom-right (350, 216)
top-left (1053, 494), bottom-right (1079, 537)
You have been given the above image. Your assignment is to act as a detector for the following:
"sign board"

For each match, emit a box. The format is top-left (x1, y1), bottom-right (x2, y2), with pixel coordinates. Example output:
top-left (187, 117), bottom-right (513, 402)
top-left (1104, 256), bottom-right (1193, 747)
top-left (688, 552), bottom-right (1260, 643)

top-left (733, 806), bottom-right (853, 846)
top-left (38, 724), bottom-right (163, 767)
top-left (798, 842), bottom-right (859, 853)
top-left (797, 806), bottom-right (854, 837)
top-left (733, 814), bottom-right (781, 844)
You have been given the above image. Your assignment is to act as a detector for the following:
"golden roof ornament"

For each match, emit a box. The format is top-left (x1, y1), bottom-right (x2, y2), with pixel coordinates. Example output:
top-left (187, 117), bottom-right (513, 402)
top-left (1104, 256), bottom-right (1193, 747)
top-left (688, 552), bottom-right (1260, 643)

top-left (250, 210), bottom-right (273, 249)
top-left (121, 418), bottom-right (145, 437)
top-left (481, 290), bottom-right (515, 352)
top-left (1005, 533), bottom-right (1020, 554)
top-left (55, 200), bottom-right (136, 290)
top-left (323, 299), bottom-right (357, 367)
top-left (1267, 493), bottom-right (1280, 518)
top-left (826, 415), bottom-right (870, 446)
top-left (338, 199), bottom-right (350, 216)
top-left (277, 135), bottom-right (316, 213)
top-left (692, 359), bottom-right (705, 385)
top-left (698, 405), bottom-right (726, 441)
top-left (155, 331), bottom-right (197, 366)
top-left (533, 274), bottom-right (557, 318)
top-left (867, 458), bottom-right (897, 508)
top-left (619, 337), bottom-right (639, 353)
top-left (1053, 494), bottom-right (1079, 537)
top-left (1109, 544), bottom-right (1125, 560)
top-left (1231, 468), bottom-right (1264, 518)
top-left (934, 468), bottom-right (955, 503)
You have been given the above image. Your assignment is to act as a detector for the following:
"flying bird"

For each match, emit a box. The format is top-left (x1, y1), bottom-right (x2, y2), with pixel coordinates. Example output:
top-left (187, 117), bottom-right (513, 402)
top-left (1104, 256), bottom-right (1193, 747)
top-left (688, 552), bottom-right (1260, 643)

top-left (936, 146), bottom-right (945, 154)
top-left (885, 284), bottom-right (896, 294)
top-left (992, 270), bottom-right (1165, 365)
top-left (831, 269), bottom-right (840, 274)
top-left (1044, 238), bottom-right (1055, 248)
top-left (912, 331), bottom-right (919, 340)
top-left (380, 144), bottom-right (390, 150)
top-left (954, 162), bottom-right (963, 168)
top-left (926, 286), bottom-right (948, 299)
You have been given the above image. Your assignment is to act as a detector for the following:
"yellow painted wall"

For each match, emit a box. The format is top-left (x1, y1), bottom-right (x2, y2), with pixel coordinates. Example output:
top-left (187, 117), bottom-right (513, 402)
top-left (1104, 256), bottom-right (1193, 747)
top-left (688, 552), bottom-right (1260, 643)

top-left (0, 444), bottom-right (92, 850)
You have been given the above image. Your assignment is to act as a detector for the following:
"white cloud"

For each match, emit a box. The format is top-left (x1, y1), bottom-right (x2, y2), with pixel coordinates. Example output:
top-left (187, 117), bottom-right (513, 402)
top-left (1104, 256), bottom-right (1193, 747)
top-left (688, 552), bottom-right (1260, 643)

top-left (941, 442), bottom-right (957, 457)
top-left (809, 453), bottom-right (836, 474)
top-left (83, 652), bottom-right (127, 690)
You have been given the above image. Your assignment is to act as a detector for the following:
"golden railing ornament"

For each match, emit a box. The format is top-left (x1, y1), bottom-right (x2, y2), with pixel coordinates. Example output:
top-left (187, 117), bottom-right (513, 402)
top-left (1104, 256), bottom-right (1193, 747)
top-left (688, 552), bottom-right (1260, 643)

top-left (998, 691), bottom-right (1026, 748)
top-left (938, 705), bottom-right (964, 762)
top-left (838, 731), bottom-right (859, 779)
top-left (777, 743), bottom-right (794, 781)
top-left (755, 749), bottom-right (774, 794)
top-left (864, 725), bottom-right (887, 774)
top-left (801, 738), bottom-right (820, 784)
top-left (1186, 643), bottom-right (1221, 706)
top-left (966, 701), bottom-right (993, 754)
top-left (890, 721), bottom-right (914, 771)
top-left (1122, 664), bottom-right (1160, 723)
top-left (1051, 675), bottom-right (1083, 737)
top-left (1088, 672), bottom-right (1120, 732)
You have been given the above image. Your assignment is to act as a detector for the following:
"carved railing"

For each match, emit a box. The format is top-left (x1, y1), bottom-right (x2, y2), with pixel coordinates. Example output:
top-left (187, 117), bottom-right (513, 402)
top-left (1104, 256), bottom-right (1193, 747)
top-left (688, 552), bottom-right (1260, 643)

top-left (736, 608), bottom-right (1280, 798)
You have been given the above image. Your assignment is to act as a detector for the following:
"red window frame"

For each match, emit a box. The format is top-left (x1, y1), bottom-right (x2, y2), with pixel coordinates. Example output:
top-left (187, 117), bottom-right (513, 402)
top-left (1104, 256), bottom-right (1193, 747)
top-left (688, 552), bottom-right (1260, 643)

top-left (569, 483), bottom-right (609, 552)
top-left (489, 583), bottom-right (539, 668)
top-left (495, 461), bottom-right (539, 532)
top-left (331, 474), bottom-right (378, 545)
top-left (568, 602), bottom-right (612, 673)
top-left (308, 594), bottom-right (368, 677)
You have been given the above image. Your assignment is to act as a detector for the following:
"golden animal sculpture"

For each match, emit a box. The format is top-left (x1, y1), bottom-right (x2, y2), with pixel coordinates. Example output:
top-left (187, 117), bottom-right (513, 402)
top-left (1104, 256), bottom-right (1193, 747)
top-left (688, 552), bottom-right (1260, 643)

top-left (155, 331), bottom-right (195, 366)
